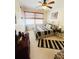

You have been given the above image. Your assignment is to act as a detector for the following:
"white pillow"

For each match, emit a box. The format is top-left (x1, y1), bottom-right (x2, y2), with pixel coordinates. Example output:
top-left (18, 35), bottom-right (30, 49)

top-left (46, 24), bottom-right (52, 30)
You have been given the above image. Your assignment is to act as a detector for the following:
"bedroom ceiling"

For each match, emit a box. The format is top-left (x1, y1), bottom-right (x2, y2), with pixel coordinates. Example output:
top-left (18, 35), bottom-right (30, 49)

top-left (19, 0), bottom-right (64, 10)
top-left (20, 0), bottom-right (41, 9)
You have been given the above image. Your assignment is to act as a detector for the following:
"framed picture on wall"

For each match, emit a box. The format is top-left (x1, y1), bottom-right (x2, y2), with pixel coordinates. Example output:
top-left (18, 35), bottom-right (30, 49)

top-left (51, 12), bottom-right (58, 19)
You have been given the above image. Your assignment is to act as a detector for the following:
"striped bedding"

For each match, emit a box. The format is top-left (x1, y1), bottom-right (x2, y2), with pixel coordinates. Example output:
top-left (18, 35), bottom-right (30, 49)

top-left (36, 25), bottom-right (53, 39)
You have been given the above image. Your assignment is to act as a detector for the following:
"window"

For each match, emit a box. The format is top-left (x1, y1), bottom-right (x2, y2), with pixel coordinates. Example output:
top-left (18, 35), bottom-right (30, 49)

top-left (26, 19), bottom-right (34, 25)
top-left (36, 19), bottom-right (43, 24)
top-left (24, 12), bottom-right (44, 25)
top-left (35, 14), bottom-right (44, 19)
top-left (25, 12), bottom-right (34, 19)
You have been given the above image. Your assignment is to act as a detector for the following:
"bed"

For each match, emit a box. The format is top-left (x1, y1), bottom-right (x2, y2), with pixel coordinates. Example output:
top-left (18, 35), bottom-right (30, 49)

top-left (35, 24), bottom-right (64, 39)
top-left (35, 24), bottom-right (54, 40)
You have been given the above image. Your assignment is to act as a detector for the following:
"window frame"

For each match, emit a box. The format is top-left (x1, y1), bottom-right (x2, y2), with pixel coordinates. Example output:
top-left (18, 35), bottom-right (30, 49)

top-left (24, 11), bottom-right (44, 25)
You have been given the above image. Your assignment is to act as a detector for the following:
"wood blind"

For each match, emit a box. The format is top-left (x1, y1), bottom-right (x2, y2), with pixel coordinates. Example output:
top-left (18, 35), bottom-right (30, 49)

top-left (24, 12), bottom-right (44, 19)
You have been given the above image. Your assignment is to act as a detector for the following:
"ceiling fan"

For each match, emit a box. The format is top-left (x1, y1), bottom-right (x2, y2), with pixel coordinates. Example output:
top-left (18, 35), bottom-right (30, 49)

top-left (38, 0), bottom-right (55, 9)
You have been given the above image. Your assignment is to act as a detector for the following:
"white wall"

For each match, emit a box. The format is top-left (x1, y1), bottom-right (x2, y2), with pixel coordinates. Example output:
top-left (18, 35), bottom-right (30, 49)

top-left (15, 0), bottom-right (26, 32)
top-left (47, 9), bottom-right (64, 28)
top-left (46, 0), bottom-right (64, 29)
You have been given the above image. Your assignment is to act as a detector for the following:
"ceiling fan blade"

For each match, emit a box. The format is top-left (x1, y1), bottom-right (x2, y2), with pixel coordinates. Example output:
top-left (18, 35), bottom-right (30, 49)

top-left (47, 6), bottom-right (52, 9)
top-left (48, 1), bottom-right (55, 4)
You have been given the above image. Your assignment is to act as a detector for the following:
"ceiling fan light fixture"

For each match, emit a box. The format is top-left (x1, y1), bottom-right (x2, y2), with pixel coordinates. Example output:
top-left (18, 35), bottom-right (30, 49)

top-left (38, 0), bottom-right (54, 9)
top-left (42, 6), bottom-right (47, 9)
